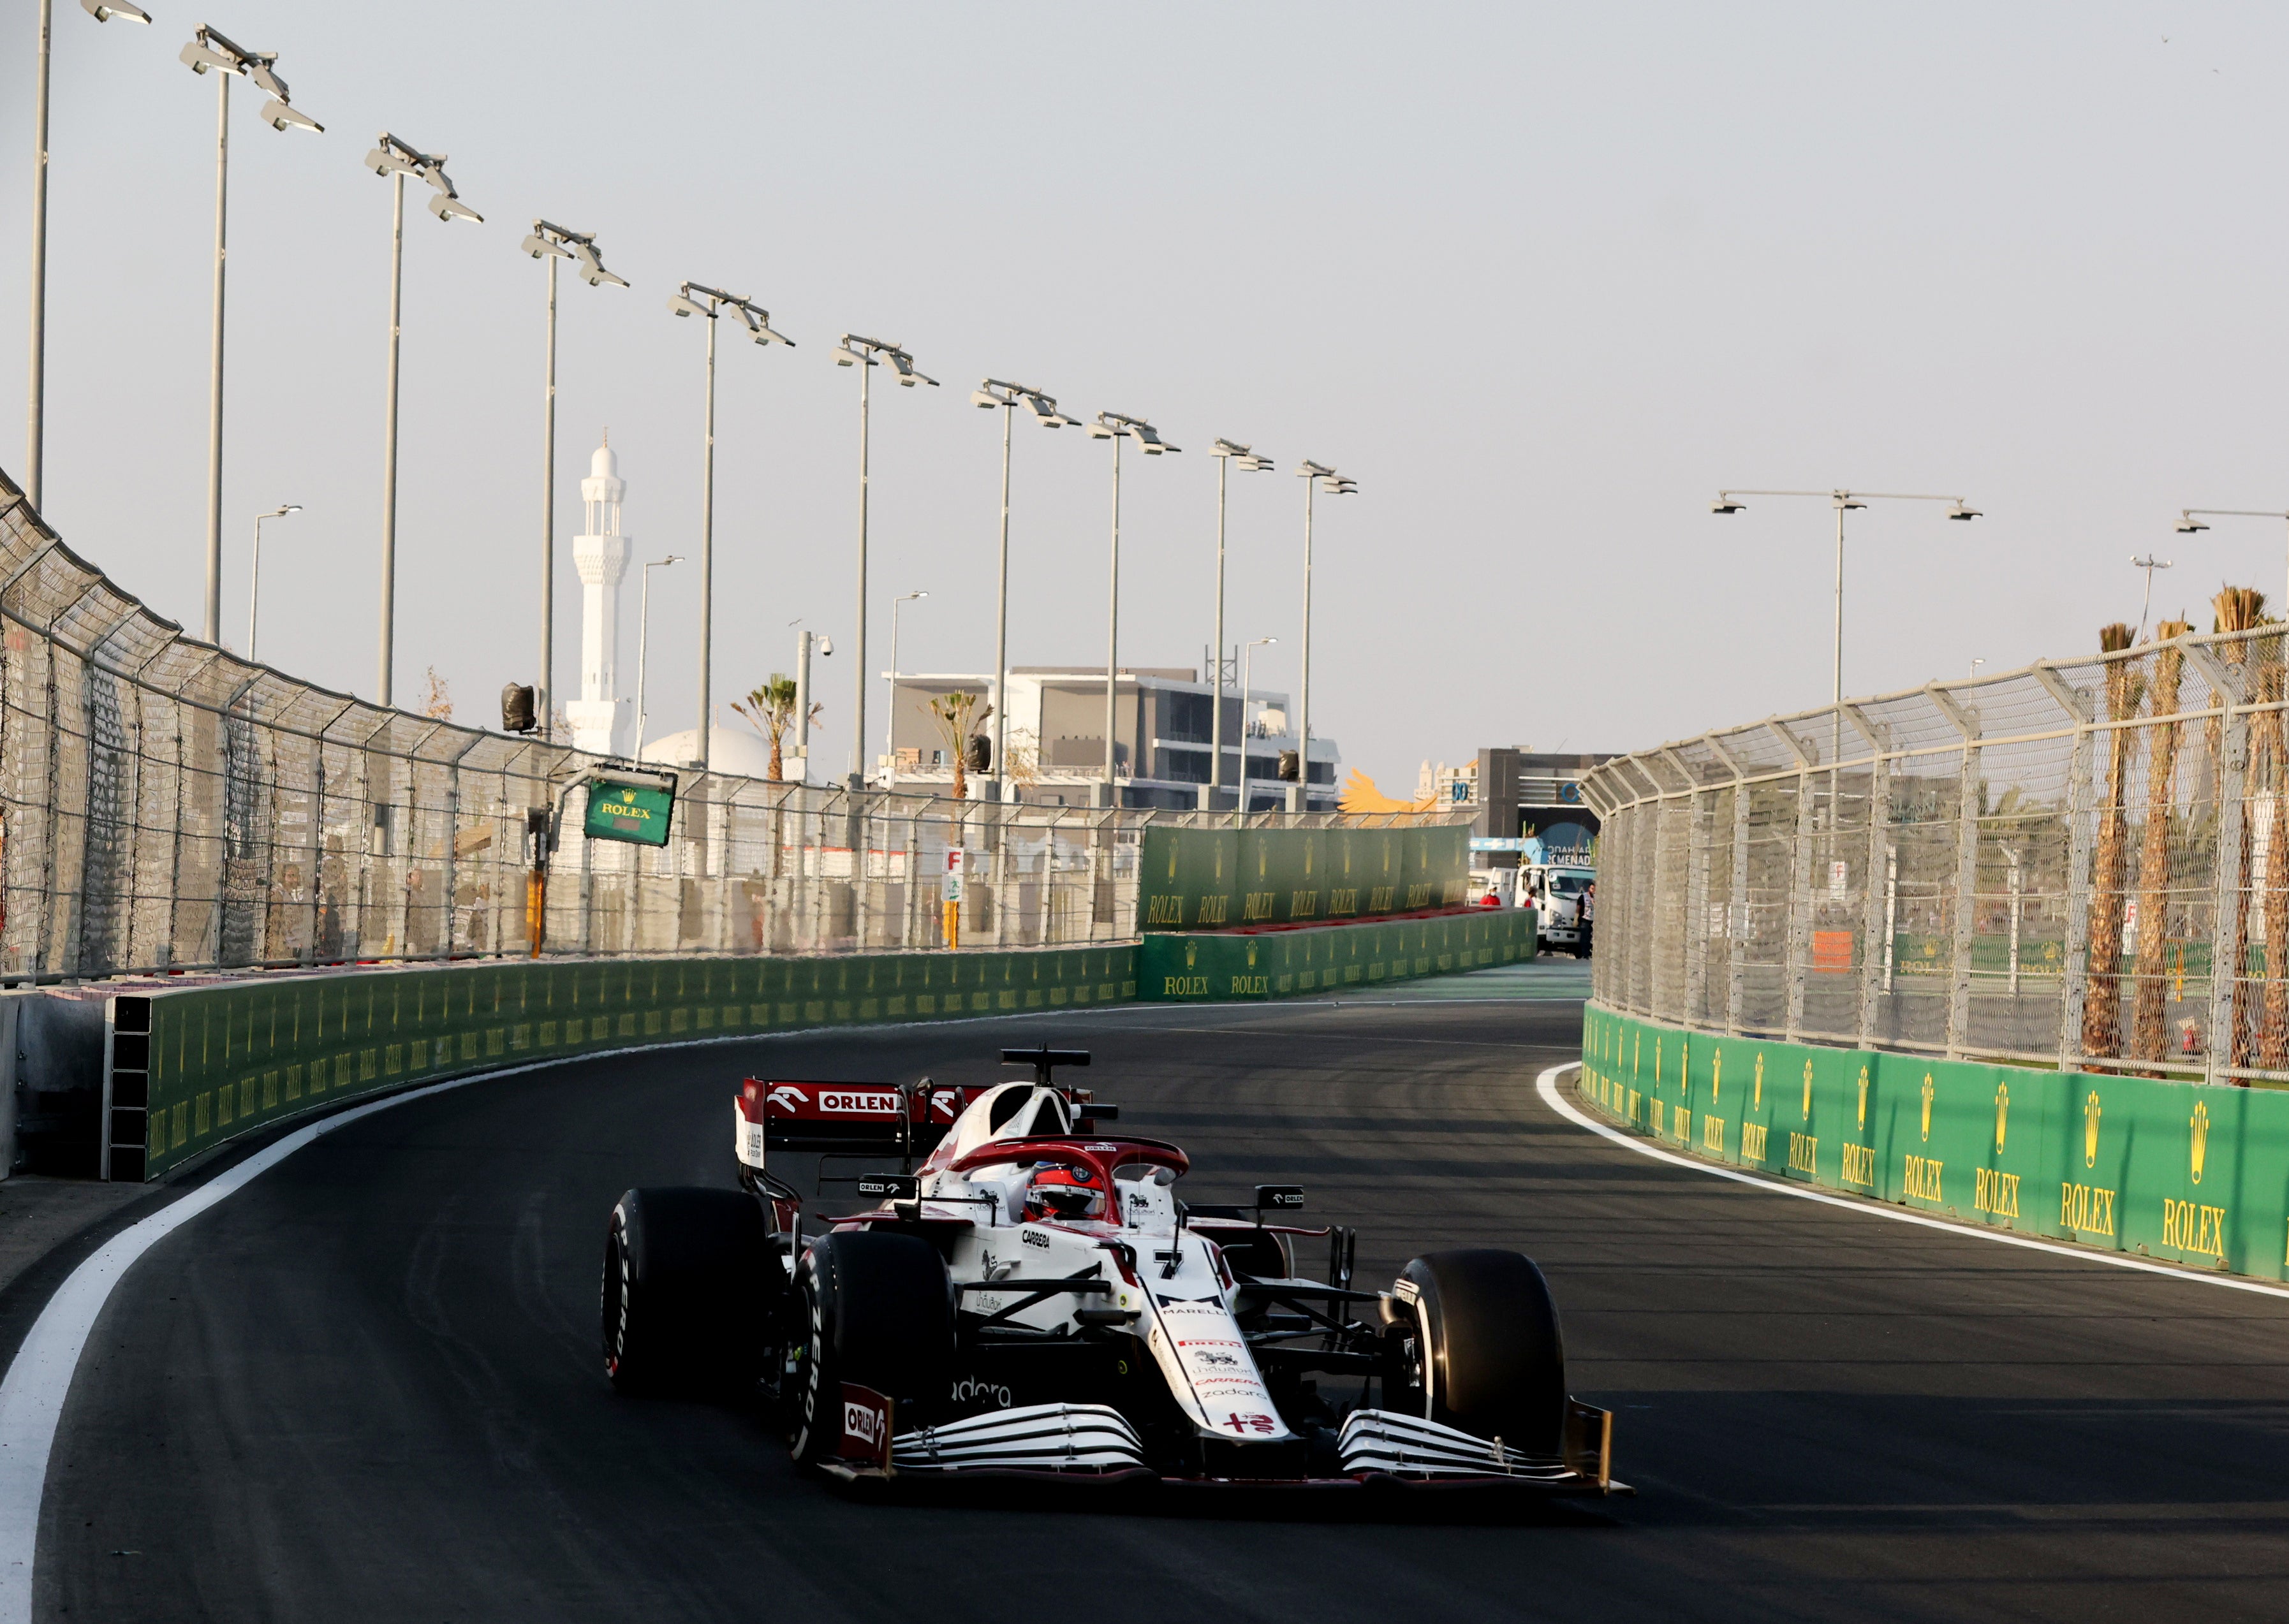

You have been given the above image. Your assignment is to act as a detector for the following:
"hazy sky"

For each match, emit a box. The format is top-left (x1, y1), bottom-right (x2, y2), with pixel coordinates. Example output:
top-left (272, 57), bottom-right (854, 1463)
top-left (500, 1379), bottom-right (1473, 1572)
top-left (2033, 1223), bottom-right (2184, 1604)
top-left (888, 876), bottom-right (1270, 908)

top-left (7, 3), bottom-right (2288, 792)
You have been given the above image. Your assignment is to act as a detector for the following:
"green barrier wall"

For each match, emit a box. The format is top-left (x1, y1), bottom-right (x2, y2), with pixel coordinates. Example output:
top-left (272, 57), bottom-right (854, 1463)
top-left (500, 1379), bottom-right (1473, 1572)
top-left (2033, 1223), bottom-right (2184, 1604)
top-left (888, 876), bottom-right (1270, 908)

top-left (1577, 1003), bottom-right (2289, 1283)
top-left (1137, 825), bottom-right (1469, 931)
top-left (112, 946), bottom-right (1138, 1181)
top-left (1139, 908), bottom-right (1535, 1001)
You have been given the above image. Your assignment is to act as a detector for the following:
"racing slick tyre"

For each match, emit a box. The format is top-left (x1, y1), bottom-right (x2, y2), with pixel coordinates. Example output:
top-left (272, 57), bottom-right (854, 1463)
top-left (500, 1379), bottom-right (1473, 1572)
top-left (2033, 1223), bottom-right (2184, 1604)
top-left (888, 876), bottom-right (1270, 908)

top-left (1388, 1248), bottom-right (1566, 1456)
top-left (601, 1187), bottom-right (771, 1396)
top-left (788, 1230), bottom-right (957, 1468)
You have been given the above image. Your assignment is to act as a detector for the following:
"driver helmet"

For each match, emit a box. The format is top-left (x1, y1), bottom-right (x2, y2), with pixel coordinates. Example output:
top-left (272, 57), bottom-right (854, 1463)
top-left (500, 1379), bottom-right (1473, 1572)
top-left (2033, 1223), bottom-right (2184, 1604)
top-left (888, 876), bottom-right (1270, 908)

top-left (1024, 1161), bottom-right (1106, 1222)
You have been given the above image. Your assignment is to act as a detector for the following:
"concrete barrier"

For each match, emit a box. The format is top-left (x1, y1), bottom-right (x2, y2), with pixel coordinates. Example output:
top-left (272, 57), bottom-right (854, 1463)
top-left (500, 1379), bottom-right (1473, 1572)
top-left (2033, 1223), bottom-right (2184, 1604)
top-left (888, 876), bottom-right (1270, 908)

top-left (1580, 1002), bottom-right (2289, 1283)
top-left (108, 946), bottom-right (1138, 1181)
top-left (1138, 909), bottom-right (1536, 1002)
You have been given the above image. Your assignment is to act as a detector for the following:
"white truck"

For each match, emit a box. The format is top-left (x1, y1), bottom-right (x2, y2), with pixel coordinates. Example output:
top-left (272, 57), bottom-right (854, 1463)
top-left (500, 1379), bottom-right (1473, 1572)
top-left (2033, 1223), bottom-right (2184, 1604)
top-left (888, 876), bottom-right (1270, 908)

top-left (1522, 865), bottom-right (1593, 955)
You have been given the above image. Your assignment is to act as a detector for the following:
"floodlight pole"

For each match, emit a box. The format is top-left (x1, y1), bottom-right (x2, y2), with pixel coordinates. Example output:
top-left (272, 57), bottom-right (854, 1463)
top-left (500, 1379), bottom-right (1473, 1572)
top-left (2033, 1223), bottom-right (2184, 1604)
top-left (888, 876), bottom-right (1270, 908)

top-left (636, 555), bottom-right (679, 752)
top-left (1293, 471), bottom-right (1314, 816)
top-left (1201, 441), bottom-right (1271, 810)
top-left (700, 304), bottom-right (717, 765)
top-left (1711, 488), bottom-right (1979, 767)
top-left (378, 166), bottom-right (404, 703)
top-left (853, 350), bottom-right (871, 786)
top-left (540, 247), bottom-right (557, 738)
top-left (248, 504), bottom-right (297, 661)
top-left (994, 400), bottom-right (1013, 793)
top-left (1103, 429), bottom-right (1122, 794)
top-left (26, 0), bottom-right (54, 513)
top-left (2177, 509), bottom-right (2289, 620)
top-left (204, 66), bottom-right (232, 646)
top-left (1290, 462), bottom-right (1354, 814)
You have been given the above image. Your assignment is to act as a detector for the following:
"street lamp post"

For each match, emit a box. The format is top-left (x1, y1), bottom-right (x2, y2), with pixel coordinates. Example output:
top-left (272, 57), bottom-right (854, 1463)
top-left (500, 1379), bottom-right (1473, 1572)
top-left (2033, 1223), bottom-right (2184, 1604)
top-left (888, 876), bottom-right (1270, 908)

top-left (246, 502), bottom-right (300, 660)
top-left (669, 284), bottom-right (794, 769)
top-left (886, 590), bottom-right (927, 786)
top-left (1711, 488), bottom-right (1980, 763)
top-left (971, 380), bottom-right (1077, 796)
top-left (1290, 462), bottom-right (1356, 814)
top-left (833, 336), bottom-right (938, 788)
top-left (634, 553), bottom-right (682, 756)
top-left (1238, 636), bottom-right (1276, 825)
top-left (26, 0), bottom-right (152, 514)
top-left (364, 134), bottom-right (480, 706)
top-left (2130, 553), bottom-right (2174, 641)
top-left (521, 221), bottom-right (627, 741)
top-left (1205, 440), bottom-right (1273, 811)
top-left (180, 27), bottom-right (322, 647)
top-left (1085, 412), bottom-right (1180, 803)
top-left (2175, 509), bottom-right (2289, 615)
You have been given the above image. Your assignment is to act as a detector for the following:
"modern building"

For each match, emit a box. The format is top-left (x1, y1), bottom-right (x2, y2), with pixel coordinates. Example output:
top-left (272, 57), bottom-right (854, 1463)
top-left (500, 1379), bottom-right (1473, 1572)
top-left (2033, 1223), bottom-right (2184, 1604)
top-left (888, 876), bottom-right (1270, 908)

top-left (1466, 748), bottom-right (1617, 865)
top-left (881, 667), bottom-right (1340, 811)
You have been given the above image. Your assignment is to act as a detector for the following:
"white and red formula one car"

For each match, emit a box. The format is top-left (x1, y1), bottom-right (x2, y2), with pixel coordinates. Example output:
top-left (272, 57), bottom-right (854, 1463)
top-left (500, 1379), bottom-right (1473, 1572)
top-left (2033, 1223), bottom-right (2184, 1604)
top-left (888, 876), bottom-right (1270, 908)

top-left (601, 1046), bottom-right (1620, 1493)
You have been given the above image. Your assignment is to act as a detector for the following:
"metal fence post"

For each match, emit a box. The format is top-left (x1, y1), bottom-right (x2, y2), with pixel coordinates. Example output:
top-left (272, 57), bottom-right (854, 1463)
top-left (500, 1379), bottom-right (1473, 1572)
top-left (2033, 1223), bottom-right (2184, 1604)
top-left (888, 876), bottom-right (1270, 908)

top-left (2034, 664), bottom-right (2096, 1072)
top-left (1700, 735), bottom-right (1751, 1035)
top-left (2186, 643), bottom-right (2248, 1083)
top-left (1760, 721), bottom-right (1816, 1042)
top-left (1840, 705), bottom-right (1891, 1048)
top-left (1922, 684), bottom-right (1985, 1057)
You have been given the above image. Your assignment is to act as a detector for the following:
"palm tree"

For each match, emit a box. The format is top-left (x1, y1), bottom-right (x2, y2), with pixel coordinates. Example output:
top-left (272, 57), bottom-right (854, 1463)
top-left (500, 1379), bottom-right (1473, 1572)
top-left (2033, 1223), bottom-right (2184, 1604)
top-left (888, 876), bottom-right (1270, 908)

top-left (2082, 622), bottom-right (2138, 1058)
top-left (731, 675), bottom-right (819, 783)
top-left (927, 690), bottom-right (992, 801)
top-left (2130, 618), bottom-right (2191, 1064)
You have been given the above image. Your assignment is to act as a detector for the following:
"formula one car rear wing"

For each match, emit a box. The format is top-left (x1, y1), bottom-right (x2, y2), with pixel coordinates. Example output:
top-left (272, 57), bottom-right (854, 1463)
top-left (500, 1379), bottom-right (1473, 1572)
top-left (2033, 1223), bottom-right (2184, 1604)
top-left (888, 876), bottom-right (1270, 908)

top-left (737, 1078), bottom-right (987, 1160)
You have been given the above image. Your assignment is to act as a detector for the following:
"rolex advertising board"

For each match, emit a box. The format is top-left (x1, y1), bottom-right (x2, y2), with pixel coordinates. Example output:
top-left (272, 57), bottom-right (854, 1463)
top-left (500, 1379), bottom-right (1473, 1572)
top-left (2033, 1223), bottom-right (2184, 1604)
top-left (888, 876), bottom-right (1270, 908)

top-left (1136, 824), bottom-right (1471, 932)
top-left (584, 775), bottom-right (675, 847)
top-left (1577, 1005), bottom-right (2289, 1287)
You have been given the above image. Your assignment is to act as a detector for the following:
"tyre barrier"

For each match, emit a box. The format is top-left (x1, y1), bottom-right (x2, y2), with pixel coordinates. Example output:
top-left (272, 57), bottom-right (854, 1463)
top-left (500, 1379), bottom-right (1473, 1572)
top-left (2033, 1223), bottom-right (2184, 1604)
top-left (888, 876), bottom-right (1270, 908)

top-left (1580, 1003), bottom-right (2289, 1285)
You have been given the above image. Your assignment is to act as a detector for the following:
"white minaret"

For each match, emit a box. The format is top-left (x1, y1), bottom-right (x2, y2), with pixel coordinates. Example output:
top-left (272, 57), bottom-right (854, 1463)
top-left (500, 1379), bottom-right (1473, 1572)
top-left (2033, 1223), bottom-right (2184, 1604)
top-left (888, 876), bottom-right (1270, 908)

top-left (564, 434), bottom-right (629, 756)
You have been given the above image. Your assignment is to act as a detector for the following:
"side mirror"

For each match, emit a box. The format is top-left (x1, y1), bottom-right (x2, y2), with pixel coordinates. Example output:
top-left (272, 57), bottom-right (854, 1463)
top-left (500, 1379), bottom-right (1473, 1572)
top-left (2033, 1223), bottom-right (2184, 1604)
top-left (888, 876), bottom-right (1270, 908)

top-left (1255, 1184), bottom-right (1304, 1213)
top-left (855, 1173), bottom-right (919, 1201)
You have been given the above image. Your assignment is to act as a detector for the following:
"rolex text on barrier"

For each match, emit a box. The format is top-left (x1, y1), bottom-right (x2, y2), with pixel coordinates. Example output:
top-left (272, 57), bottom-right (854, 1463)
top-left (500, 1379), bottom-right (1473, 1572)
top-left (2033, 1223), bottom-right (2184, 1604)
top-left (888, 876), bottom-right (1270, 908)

top-left (1140, 907), bottom-right (1535, 1001)
top-left (1136, 826), bottom-right (1471, 932)
top-left (1576, 1004), bottom-right (2289, 1285)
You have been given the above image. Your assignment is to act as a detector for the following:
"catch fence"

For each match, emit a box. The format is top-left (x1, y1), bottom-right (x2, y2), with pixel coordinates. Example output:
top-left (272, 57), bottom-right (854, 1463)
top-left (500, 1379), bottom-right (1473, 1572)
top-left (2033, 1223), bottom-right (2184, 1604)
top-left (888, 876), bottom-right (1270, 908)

top-left (0, 473), bottom-right (1456, 983)
top-left (1582, 625), bottom-right (2289, 1086)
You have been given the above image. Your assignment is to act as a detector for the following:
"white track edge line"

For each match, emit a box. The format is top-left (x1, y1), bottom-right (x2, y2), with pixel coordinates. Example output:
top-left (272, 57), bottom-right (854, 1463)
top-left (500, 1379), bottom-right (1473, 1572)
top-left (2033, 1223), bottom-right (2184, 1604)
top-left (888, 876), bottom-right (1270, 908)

top-left (0, 1001), bottom-right (1112, 1621)
top-left (1534, 1061), bottom-right (2289, 1303)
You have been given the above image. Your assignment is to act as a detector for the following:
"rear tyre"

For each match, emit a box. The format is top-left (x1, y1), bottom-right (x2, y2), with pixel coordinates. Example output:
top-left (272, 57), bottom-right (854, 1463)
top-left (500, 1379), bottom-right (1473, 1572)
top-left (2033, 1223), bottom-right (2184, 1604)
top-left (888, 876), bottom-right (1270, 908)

top-left (1387, 1248), bottom-right (1566, 1456)
top-left (601, 1187), bottom-right (771, 1396)
top-left (788, 1230), bottom-right (956, 1468)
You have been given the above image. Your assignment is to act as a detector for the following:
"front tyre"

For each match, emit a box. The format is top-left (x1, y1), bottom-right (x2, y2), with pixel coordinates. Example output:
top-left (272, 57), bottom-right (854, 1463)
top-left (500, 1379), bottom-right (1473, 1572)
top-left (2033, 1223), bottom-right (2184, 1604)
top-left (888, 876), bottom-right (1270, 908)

top-left (601, 1187), bottom-right (770, 1396)
top-left (789, 1230), bottom-right (957, 1468)
top-left (1387, 1248), bottom-right (1566, 1456)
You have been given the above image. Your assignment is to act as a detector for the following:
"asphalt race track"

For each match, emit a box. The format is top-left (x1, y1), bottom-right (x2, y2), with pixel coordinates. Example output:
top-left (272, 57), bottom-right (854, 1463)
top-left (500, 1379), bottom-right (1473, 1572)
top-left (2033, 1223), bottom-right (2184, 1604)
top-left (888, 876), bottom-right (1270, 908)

top-left (27, 960), bottom-right (2289, 1622)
